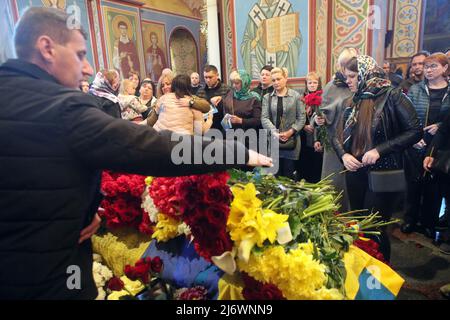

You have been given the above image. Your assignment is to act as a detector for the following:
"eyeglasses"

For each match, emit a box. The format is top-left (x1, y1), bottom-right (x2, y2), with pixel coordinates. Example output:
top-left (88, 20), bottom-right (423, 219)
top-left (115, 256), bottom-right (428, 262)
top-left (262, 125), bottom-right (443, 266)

top-left (424, 64), bottom-right (440, 70)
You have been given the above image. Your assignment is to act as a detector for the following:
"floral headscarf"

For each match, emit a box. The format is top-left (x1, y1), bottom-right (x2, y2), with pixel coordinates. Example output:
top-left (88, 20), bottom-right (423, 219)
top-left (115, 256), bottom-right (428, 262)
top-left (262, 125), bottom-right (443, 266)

top-left (352, 55), bottom-right (391, 103)
top-left (89, 72), bottom-right (121, 105)
top-left (232, 70), bottom-right (261, 101)
top-left (343, 55), bottom-right (392, 151)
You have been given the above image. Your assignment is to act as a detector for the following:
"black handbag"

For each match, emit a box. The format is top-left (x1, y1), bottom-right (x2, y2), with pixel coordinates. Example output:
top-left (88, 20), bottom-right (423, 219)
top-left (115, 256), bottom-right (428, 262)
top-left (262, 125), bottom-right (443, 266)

top-left (368, 169), bottom-right (406, 193)
top-left (268, 95), bottom-right (297, 150)
top-left (433, 150), bottom-right (450, 176)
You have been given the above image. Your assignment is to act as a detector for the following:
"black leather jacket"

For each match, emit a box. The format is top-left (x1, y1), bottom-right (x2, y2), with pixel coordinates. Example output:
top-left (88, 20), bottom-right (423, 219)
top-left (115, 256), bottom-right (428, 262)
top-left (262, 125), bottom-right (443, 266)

top-left (331, 88), bottom-right (422, 164)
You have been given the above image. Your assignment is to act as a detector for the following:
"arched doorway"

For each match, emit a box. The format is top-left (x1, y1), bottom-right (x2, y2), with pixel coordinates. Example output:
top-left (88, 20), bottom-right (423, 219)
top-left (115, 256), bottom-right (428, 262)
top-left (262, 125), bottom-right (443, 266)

top-left (169, 28), bottom-right (199, 76)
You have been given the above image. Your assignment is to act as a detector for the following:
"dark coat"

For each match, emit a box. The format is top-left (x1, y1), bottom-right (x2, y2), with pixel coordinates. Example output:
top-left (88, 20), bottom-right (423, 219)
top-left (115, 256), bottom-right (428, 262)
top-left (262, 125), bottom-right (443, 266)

top-left (0, 59), bottom-right (249, 299)
top-left (196, 81), bottom-right (231, 131)
top-left (331, 88), bottom-right (423, 165)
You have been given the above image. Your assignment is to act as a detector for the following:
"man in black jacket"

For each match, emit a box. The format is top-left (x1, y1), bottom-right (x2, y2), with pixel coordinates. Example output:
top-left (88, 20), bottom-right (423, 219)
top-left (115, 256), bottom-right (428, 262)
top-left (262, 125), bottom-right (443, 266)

top-left (0, 7), bottom-right (272, 300)
top-left (196, 65), bottom-right (231, 131)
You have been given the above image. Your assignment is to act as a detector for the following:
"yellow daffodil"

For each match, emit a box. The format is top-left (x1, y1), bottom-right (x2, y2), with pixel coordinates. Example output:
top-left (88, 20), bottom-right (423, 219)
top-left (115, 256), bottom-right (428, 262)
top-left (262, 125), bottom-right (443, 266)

top-left (145, 177), bottom-right (153, 186)
top-left (228, 183), bottom-right (290, 263)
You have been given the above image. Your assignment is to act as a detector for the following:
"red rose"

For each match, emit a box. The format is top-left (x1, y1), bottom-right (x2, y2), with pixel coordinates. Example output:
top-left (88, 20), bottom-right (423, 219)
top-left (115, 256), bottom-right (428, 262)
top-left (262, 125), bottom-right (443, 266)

top-left (203, 183), bottom-right (232, 204)
top-left (107, 277), bottom-right (124, 291)
top-left (304, 91), bottom-right (323, 107)
top-left (151, 256), bottom-right (163, 273)
top-left (204, 204), bottom-right (230, 226)
top-left (189, 217), bottom-right (220, 241)
top-left (124, 258), bottom-right (152, 284)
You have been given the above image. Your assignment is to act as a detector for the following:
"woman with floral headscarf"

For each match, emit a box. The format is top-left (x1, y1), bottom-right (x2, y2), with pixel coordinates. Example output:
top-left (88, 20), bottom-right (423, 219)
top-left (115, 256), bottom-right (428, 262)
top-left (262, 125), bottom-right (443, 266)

top-left (89, 69), bottom-right (122, 119)
top-left (330, 55), bottom-right (422, 261)
top-left (222, 70), bottom-right (262, 150)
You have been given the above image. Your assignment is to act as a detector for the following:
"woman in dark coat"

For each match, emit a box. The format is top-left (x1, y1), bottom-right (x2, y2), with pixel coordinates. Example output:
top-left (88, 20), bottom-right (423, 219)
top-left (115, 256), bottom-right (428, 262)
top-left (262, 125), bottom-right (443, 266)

top-left (223, 69), bottom-right (262, 151)
top-left (331, 55), bottom-right (422, 261)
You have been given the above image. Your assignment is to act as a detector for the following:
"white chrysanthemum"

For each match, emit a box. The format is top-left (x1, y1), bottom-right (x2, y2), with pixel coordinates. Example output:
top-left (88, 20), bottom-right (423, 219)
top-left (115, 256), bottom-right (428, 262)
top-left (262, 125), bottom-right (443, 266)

top-left (96, 288), bottom-right (106, 300)
top-left (177, 223), bottom-right (191, 237)
top-left (141, 190), bottom-right (159, 223)
top-left (93, 271), bottom-right (105, 287)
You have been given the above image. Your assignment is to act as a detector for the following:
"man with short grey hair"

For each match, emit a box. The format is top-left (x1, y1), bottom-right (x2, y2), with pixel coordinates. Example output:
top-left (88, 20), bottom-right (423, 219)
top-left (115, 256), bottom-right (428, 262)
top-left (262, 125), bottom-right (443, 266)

top-left (0, 7), bottom-right (271, 299)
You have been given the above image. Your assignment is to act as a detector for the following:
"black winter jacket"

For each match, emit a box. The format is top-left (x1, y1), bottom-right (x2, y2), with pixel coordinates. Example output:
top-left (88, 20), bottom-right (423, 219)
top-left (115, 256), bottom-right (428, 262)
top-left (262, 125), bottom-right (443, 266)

top-left (331, 88), bottom-right (422, 165)
top-left (0, 59), bottom-right (249, 299)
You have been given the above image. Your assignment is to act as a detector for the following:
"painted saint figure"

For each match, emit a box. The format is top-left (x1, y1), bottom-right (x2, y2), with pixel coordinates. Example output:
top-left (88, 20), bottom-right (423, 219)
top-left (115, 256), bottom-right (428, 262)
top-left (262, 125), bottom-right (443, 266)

top-left (113, 21), bottom-right (141, 79)
top-left (41, 0), bottom-right (66, 10)
top-left (146, 32), bottom-right (167, 83)
top-left (241, 0), bottom-right (302, 79)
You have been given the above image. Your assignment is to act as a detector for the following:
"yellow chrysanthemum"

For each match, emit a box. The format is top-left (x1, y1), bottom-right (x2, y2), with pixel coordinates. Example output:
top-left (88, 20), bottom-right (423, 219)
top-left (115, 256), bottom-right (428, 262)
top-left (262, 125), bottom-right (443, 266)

top-left (152, 214), bottom-right (181, 242)
top-left (238, 245), bottom-right (344, 300)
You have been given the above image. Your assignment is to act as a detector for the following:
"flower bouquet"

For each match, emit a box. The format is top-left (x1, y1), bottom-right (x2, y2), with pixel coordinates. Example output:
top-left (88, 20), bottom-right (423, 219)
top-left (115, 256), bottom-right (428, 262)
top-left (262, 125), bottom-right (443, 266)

top-left (94, 169), bottom-right (403, 300)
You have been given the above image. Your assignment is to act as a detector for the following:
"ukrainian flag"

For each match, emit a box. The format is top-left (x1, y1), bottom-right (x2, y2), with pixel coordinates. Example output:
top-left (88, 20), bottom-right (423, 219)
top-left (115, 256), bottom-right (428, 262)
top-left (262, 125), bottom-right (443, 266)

top-left (343, 245), bottom-right (405, 300)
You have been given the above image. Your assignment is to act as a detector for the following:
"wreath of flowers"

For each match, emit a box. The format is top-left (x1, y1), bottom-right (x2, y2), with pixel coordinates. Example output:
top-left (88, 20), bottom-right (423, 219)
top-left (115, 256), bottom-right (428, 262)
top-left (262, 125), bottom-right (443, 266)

top-left (100, 171), bottom-right (153, 235)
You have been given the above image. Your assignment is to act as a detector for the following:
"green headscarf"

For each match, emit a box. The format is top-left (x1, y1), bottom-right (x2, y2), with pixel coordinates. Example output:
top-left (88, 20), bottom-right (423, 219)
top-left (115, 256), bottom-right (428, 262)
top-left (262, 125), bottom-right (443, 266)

top-left (231, 69), bottom-right (261, 101)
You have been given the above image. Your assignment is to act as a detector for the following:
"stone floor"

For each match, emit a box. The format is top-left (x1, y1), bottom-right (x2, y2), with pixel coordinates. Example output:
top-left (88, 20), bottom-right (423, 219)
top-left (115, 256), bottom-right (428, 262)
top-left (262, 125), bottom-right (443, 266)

top-left (389, 223), bottom-right (450, 300)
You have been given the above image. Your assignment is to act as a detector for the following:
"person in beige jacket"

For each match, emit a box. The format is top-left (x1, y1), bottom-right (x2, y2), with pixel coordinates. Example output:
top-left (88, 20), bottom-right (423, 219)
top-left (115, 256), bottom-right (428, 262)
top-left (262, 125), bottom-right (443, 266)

top-left (153, 75), bottom-right (213, 135)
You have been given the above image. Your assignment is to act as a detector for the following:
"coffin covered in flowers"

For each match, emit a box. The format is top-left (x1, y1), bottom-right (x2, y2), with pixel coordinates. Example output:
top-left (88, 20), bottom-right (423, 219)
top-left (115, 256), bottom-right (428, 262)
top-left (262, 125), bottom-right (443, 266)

top-left (92, 170), bottom-right (404, 300)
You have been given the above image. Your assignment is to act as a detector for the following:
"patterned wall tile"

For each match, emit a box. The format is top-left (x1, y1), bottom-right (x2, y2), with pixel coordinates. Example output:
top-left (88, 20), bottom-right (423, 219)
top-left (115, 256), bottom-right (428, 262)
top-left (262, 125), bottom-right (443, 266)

top-left (392, 0), bottom-right (423, 58)
top-left (331, 0), bottom-right (369, 73)
top-left (315, 0), bottom-right (328, 82)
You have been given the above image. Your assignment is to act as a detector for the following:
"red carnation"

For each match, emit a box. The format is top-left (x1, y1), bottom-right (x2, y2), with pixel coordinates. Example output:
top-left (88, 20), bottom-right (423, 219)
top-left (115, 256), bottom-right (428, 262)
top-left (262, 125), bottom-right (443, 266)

top-left (177, 286), bottom-right (208, 300)
top-left (107, 277), bottom-right (124, 291)
top-left (241, 273), bottom-right (285, 300)
top-left (151, 256), bottom-right (163, 274)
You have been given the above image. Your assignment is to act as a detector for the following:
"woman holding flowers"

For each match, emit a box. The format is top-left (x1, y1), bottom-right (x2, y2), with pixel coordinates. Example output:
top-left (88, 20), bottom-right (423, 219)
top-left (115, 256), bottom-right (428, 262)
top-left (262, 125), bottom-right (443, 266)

top-left (297, 72), bottom-right (324, 183)
top-left (330, 55), bottom-right (422, 260)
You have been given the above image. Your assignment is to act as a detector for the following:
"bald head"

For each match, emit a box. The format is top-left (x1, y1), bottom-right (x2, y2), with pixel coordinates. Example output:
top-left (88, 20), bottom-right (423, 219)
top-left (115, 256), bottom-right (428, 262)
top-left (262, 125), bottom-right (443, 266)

top-left (190, 72), bottom-right (200, 87)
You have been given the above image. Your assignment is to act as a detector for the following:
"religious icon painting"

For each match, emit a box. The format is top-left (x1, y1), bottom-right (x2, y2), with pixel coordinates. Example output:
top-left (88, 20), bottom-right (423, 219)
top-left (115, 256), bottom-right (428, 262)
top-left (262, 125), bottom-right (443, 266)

top-left (141, 21), bottom-right (168, 83)
top-left (41, 0), bottom-right (66, 10)
top-left (223, 0), bottom-right (311, 80)
top-left (103, 5), bottom-right (145, 79)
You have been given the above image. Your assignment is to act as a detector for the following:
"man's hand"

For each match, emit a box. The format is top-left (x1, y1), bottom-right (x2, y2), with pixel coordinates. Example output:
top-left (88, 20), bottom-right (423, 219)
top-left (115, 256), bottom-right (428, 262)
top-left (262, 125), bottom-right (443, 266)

top-left (423, 156), bottom-right (434, 172)
top-left (342, 153), bottom-right (363, 172)
top-left (315, 116), bottom-right (326, 126)
top-left (424, 124), bottom-right (439, 136)
top-left (362, 148), bottom-right (380, 166)
top-left (79, 213), bottom-right (101, 244)
top-left (247, 149), bottom-right (273, 167)
top-left (210, 96), bottom-right (222, 106)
